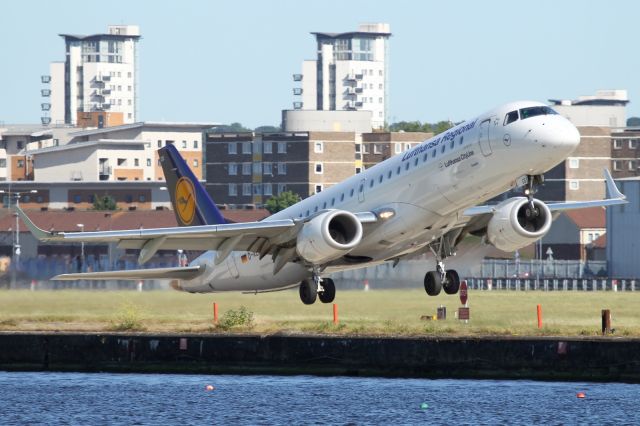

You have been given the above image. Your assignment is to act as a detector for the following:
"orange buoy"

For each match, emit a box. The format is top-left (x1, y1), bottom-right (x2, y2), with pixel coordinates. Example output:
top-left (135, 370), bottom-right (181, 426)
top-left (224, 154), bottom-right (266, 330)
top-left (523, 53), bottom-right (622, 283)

top-left (576, 392), bottom-right (585, 398)
top-left (205, 385), bottom-right (215, 391)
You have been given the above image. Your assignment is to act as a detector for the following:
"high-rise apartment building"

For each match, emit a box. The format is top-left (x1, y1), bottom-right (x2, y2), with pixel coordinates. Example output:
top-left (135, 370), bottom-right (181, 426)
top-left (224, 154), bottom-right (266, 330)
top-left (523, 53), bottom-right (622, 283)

top-left (293, 23), bottom-right (391, 130)
top-left (42, 25), bottom-right (141, 127)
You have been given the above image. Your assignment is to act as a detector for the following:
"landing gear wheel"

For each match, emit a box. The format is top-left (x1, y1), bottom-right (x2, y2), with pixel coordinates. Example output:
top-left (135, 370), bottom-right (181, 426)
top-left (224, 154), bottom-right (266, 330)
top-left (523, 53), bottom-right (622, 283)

top-left (299, 279), bottom-right (318, 305)
top-left (443, 269), bottom-right (460, 295)
top-left (318, 278), bottom-right (335, 304)
top-left (424, 271), bottom-right (442, 296)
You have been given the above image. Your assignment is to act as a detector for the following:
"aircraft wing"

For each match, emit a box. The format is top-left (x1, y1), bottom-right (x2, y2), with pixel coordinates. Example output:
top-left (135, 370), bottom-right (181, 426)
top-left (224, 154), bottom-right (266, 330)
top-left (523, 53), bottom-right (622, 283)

top-left (462, 169), bottom-right (626, 217)
top-left (53, 266), bottom-right (204, 281)
top-left (16, 207), bottom-right (378, 266)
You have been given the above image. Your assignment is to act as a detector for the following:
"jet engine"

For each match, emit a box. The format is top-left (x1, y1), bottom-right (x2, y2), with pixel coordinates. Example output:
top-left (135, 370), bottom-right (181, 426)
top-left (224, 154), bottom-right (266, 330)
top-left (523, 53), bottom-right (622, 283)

top-left (297, 210), bottom-right (363, 264)
top-left (486, 197), bottom-right (552, 252)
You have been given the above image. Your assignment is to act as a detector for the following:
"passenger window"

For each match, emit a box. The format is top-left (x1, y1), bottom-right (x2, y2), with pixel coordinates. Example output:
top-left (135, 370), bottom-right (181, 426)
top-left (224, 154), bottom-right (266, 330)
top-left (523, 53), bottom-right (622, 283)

top-left (323, 202), bottom-right (327, 209)
top-left (378, 175), bottom-right (383, 183)
top-left (432, 149), bottom-right (436, 157)
top-left (387, 170), bottom-right (392, 179)
top-left (397, 166), bottom-right (401, 175)
top-left (314, 206), bottom-right (318, 212)
top-left (369, 179), bottom-right (374, 188)
top-left (414, 158), bottom-right (419, 166)
top-left (359, 184), bottom-right (364, 192)
top-left (350, 188), bottom-right (355, 197)
top-left (340, 193), bottom-right (345, 201)
top-left (459, 136), bottom-right (464, 145)
top-left (306, 210), bottom-right (309, 216)
top-left (331, 198), bottom-right (335, 206)
top-left (450, 141), bottom-right (454, 149)
top-left (504, 110), bottom-right (519, 125)
top-left (405, 162), bottom-right (410, 170)
top-left (441, 145), bottom-right (446, 153)
top-left (423, 153), bottom-right (428, 162)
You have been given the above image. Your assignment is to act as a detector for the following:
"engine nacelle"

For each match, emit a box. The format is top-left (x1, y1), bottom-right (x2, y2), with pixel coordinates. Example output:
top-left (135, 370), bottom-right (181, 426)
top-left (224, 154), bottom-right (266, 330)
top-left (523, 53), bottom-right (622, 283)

top-left (296, 210), bottom-right (363, 264)
top-left (486, 197), bottom-right (552, 252)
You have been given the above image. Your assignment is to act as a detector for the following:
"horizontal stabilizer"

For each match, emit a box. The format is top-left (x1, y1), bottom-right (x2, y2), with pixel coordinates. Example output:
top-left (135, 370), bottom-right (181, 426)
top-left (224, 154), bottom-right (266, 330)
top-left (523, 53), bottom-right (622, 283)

top-left (52, 265), bottom-right (203, 281)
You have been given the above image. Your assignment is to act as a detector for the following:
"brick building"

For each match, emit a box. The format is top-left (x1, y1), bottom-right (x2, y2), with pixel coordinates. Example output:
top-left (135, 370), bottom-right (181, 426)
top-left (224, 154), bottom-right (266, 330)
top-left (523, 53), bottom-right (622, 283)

top-left (362, 132), bottom-right (432, 169)
top-left (610, 129), bottom-right (640, 178)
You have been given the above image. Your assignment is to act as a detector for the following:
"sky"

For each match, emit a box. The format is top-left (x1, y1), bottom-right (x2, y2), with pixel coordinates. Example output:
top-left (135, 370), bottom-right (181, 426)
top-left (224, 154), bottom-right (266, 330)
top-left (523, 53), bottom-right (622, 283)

top-left (1, 0), bottom-right (639, 128)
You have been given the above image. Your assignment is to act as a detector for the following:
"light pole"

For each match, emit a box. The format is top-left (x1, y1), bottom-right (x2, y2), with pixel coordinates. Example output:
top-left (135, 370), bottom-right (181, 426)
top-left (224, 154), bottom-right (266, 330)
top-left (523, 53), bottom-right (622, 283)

top-left (0, 189), bottom-right (37, 287)
top-left (77, 223), bottom-right (85, 272)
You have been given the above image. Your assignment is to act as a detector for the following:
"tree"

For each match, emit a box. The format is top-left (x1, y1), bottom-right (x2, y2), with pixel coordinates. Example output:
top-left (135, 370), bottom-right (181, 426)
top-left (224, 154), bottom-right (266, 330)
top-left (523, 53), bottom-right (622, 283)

top-left (210, 122), bottom-right (252, 133)
top-left (388, 120), bottom-right (455, 134)
top-left (92, 194), bottom-right (117, 211)
top-left (254, 125), bottom-right (282, 133)
top-left (264, 191), bottom-right (301, 214)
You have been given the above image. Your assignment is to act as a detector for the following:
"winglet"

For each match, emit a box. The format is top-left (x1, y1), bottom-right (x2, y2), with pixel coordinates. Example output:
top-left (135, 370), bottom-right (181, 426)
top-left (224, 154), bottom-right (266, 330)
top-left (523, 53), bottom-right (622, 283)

top-left (604, 168), bottom-right (625, 200)
top-left (13, 205), bottom-right (63, 241)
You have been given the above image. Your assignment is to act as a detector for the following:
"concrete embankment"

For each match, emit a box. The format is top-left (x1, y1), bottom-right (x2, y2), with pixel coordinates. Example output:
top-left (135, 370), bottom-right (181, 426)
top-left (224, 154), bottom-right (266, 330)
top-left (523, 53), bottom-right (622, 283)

top-left (1, 332), bottom-right (639, 382)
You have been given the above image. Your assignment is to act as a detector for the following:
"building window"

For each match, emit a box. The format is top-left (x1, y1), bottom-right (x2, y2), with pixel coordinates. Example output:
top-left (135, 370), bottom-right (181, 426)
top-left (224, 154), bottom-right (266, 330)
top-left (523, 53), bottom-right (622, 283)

top-left (278, 183), bottom-right (286, 194)
top-left (0, 159), bottom-right (6, 167)
top-left (355, 167), bottom-right (362, 174)
top-left (229, 163), bottom-right (238, 175)
top-left (394, 143), bottom-right (402, 154)
top-left (630, 139), bottom-right (638, 149)
top-left (263, 162), bottom-right (272, 175)
top-left (277, 142), bottom-right (287, 154)
top-left (613, 139), bottom-right (623, 149)
top-left (264, 142), bottom-right (272, 154)
top-left (242, 163), bottom-right (251, 175)
top-left (613, 160), bottom-right (622, 170)
top-left (315, 184), bottom-right (323, 193)
top-left (373, 144), bottom-right (381, 154)
top-left (242, 142), bottom-right (252, 154)
top-left (139, 194), bottom-right (146, 203)
top-left (263, 183), bottom-right (273, 196)
top-left (355, 144), bottom-right (361, 153)
top-left (17, 159), bottom-right (24, 168)
top-left (182, 141), bottom-right (187, 148)
top-left (569, 158), bottom-right (579, 169)
top-left (629, 160), bottom-right (636, 170)
top-left (146, 158), bottom-right (151, 167)
top-left (278, 163), bottom-right (287, 175)
top-left (134, 158), bottom-right (139, 167)
top-left (228, 142), bottom-right (237, 154)
top-left (315, 163), bottom-right (323, 174)
top-left (117, 158), bottom-right (126, 166)
top-left (158, 140), bottom-right (162, 148)
top-left (253, 184), bottom-right (261, 195)
top-left (314, 142), bottom-right (323, 153)
top-left (193, 140), bottom-right (198, 149)
top-left (193, 159), bottom-right (199, 168)
top-left (17, 141), bottom-right (24, 150)
top-left (242, 183), bottom-right (252, 196)
top-left (569, 180), bottom-right (579, 190)
top-left (228, 184), bottom-right (237, 196)
top-left (73, 194), bottom-right (82, 203)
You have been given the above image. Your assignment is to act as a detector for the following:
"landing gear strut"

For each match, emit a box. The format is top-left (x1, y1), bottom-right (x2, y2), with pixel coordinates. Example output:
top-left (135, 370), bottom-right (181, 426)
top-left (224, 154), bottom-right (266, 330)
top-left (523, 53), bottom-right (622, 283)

top-left (423, 232), bottom-right (461, 297)
top-left (524, 174), bottom-right (544, 217)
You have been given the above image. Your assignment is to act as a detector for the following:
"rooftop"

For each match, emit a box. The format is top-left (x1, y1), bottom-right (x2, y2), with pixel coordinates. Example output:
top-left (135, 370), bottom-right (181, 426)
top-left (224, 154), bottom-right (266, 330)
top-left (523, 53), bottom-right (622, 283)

top-left (549, 90), bottom-right (629, 107)
top-left (70, 121), bottom-right (219, 137)
top-left (564, 207), bottom-right (606, 229)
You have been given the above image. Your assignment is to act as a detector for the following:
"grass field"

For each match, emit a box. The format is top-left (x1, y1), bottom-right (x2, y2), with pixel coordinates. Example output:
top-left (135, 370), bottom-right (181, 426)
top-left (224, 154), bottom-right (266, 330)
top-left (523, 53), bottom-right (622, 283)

top-left (1, 289), bottom-right (639, 337)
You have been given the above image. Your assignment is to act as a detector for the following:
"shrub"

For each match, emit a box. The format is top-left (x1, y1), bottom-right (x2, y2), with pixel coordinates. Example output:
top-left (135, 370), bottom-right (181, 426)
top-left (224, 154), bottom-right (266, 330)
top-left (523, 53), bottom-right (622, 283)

top-left (217, 306), bottom-right (254, 330)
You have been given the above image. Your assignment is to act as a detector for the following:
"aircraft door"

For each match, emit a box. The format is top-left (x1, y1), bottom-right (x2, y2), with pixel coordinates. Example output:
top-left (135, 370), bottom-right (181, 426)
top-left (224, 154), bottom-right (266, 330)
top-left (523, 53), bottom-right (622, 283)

top-left (478, 118), bottom-right (492, 156)
top-left (358, 178), bottom-right (365, 203)
top-left (226, 254), bottom-right (240, 279)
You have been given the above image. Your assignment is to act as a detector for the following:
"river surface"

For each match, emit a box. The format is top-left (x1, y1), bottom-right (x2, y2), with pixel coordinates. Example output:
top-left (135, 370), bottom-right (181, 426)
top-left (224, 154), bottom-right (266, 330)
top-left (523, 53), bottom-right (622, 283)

top-left (0, 372), bottom-right (638, 425)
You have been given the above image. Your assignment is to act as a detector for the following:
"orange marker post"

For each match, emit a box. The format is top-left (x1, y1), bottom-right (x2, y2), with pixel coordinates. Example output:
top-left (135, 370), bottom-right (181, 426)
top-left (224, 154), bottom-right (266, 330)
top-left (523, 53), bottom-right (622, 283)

top-left (213, 302), bottom-right (219, 324)
top-left (333, 303), bottom-right (339, 325)
top-left (537, 304), bottom-right (543, 329)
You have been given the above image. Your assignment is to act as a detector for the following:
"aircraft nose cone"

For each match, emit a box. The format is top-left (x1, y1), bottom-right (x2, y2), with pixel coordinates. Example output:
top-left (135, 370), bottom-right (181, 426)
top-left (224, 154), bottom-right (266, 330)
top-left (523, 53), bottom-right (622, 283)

top-left (544, 118), bottom-right (581, 151)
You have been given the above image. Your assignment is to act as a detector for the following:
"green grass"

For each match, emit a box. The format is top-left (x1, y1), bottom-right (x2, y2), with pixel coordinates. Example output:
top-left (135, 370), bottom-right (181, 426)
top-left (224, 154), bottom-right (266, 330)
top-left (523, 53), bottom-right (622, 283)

top-left (0, 289), bottom-right (639, 337)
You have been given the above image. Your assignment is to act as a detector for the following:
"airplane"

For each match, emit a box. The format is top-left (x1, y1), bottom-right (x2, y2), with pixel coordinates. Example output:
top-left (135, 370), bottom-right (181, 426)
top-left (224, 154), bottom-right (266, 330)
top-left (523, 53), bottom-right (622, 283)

top-left (17, 101), bottom-right (626, 305)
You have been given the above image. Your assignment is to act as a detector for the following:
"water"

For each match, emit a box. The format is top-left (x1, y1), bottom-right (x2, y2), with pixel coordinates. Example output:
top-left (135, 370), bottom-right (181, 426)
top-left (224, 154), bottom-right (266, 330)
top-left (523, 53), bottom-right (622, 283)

top-left (0, 372), bottom-right (638, 425)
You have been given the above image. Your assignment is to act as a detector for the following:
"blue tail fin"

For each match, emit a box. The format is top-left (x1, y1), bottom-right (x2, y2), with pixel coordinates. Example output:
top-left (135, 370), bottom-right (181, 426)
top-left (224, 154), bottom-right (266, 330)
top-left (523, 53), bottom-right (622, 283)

top-left (159, 144), bottom-right (225, 226)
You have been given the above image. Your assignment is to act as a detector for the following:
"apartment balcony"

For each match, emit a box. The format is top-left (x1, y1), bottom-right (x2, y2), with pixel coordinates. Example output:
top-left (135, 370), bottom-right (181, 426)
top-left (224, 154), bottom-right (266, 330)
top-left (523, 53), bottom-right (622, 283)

top-left (345, 102), bottom-right (357, 111)
top-left (293, 102), bottom-right (303, 110)
top-left (41, 89), bottom-right (51, 97)
top-left (101, 88), bottom-right (111, 95)
top-left (41, 103), bottom-right (51, 111)
top-left (292, 74), bottom-right (303, 82)
top-left (293, 88), bottom-right (303, 95)
top-left (354, 101), bottom-right (363, 108)
top-left (355, 87), bottom-right (363, 94)
top-left (41, 75), bottom-right (51, 83)
top-left (99, 165), bottom-right (112, 178)
top-left (41, 117), bottom-right (51, 125)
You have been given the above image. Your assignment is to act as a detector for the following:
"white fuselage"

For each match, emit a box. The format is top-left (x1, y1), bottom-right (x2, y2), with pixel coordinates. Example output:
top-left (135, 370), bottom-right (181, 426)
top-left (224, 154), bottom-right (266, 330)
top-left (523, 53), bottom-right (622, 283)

top-left (181, 101), bottom-right (580, 293)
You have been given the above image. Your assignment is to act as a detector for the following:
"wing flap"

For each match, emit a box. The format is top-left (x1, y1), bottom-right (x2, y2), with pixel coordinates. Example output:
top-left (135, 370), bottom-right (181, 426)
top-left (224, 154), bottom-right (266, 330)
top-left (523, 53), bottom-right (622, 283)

top-left (52, 265), bottom-right (204, 281)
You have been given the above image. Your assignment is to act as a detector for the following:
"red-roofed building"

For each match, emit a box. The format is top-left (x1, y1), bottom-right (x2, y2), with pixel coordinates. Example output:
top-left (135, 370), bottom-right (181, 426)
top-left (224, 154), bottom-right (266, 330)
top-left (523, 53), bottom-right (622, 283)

top-left (541, 207), bottom-right (606, 261)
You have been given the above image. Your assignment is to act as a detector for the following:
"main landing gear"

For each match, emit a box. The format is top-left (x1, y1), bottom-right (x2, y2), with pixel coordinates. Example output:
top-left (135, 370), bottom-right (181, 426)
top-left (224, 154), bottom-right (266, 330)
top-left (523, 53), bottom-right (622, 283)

top-left (424, 232), bottom-right (461, 297)
top-left (299, 273), bottom-right (335, 305)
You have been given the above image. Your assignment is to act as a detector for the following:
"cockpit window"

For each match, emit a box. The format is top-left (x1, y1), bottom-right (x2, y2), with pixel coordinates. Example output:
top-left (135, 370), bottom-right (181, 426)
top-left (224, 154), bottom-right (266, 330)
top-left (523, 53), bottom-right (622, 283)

top-left (519, 106), bottom-right (558, 120)
top-left (504, 110), bottom-right (519, 126)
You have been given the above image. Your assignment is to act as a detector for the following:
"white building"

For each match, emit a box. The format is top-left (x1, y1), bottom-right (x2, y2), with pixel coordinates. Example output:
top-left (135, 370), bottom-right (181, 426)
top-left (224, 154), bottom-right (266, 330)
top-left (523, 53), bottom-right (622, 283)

top-left (29, 122), bottom-right (216, 182)
top-left (549, 90), bottom-right (629, 127)
top-left (43, 25), bottom-right (141, 126)
top-left (294, 23), bottom-right (391, 130)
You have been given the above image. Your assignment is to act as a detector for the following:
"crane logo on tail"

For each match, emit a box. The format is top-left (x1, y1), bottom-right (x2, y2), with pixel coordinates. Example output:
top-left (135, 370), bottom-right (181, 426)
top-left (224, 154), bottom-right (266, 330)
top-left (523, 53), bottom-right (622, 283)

top-left (175, 177), bottom-right (196, 225)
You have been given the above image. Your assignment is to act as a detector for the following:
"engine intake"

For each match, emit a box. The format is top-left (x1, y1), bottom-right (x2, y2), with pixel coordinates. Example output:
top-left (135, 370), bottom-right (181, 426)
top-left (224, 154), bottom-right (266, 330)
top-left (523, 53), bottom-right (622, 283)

top-left (297, 210), bottom-right (363, 264)
top-left (486, 197), bottom-right (552, 252)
